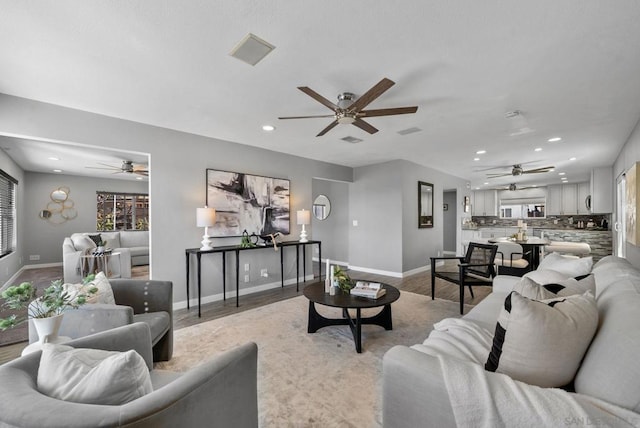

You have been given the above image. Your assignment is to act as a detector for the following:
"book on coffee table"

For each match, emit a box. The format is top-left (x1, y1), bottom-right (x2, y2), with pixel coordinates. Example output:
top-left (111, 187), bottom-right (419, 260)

top-left (351, 281), bottom-right (386, 299)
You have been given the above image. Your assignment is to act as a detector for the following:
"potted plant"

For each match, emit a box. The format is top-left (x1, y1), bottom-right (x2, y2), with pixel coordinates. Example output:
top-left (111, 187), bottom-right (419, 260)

top-left (0, 276), bottom-right (97, 342)
top-left (333, 266), bottom-right (354, 293)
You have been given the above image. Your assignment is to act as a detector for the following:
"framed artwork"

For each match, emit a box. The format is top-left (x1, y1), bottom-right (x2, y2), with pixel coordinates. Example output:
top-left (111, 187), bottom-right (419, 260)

top-left (206, 169), bottom-right (290, 237)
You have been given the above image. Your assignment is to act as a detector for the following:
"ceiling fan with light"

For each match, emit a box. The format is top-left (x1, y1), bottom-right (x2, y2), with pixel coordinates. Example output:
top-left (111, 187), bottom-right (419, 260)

top-left (278, 78), bottom-right (418, 137)
top-left (85, 160), bottom-right (148, 176)
top-left (485, 163), bottom-right (554, 178)
top-left (493, 183), bottom-right (538, 191)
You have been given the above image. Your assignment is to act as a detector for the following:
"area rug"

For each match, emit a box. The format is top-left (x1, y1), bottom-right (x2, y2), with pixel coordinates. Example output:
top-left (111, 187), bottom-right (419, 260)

top-left (156, 292), bottom-right (468, 427)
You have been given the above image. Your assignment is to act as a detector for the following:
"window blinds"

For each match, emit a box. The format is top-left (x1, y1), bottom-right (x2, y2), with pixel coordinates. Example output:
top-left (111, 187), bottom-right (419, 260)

top-left (0, 170), bottom-right (18, 258)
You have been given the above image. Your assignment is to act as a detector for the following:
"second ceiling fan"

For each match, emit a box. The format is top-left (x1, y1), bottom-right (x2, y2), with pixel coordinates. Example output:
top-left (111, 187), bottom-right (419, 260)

top-left (278, 78), bottom-right (418, 137)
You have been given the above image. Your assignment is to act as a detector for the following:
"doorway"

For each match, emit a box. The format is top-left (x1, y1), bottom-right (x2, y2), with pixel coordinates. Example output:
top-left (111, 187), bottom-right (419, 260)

top-left (443, 189), bottom-right (457, 255)
top-left (615, 172), bottom-right (626, 257)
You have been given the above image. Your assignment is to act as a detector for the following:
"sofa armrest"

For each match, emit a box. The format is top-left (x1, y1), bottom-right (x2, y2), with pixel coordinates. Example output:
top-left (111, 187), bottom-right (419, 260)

top-left (493, 275), bottom-right (521, 293)
top-left (123, 342), bottom-right (258, 427)
top-left (383, 345), bottom-right (456, 428)
top-left (28, 303), bottom-right (134, 343)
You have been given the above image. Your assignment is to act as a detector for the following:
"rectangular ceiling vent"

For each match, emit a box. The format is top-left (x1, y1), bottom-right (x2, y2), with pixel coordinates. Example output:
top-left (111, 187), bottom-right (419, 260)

top-left (341, 136), bottom-right (363, 144)
top-left (397, 127), bottom-right (422, 136)
top-left (229, 33), bottom-right (275, 66)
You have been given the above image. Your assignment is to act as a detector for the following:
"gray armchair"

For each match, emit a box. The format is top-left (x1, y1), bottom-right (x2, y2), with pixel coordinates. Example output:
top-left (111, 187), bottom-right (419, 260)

top-left (28, 279), bottom-right (173, 362)
top-left (0, 323), bottom-right (259, 428)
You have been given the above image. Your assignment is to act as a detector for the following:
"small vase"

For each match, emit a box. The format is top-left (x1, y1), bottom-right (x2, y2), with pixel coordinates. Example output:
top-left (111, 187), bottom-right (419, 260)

top-left (32, 313), bottom-right (64, 344)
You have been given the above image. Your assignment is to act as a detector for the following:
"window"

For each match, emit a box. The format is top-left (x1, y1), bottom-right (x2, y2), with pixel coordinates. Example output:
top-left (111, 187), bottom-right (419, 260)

top-left (96, 192), bottom-right (149, 231)
top-left (499, 198), bottom-right (546, 219)
top-left (0, 170), bottom-right (17, 258)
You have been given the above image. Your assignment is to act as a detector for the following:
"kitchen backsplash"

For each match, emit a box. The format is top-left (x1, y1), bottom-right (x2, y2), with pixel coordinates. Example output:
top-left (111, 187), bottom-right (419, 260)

top-left (469, 214), bottom-right (612, 230)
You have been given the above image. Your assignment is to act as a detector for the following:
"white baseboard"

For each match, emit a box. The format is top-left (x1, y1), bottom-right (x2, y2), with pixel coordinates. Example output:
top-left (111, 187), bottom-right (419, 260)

top-left (173, 274), bottom-right (314, 311)
top-left (313, 257), bottom-right (349, 267)
top-left (1, 262), bottom-right (63, 290)
top-left (348, 262), bottom-right (440, 279)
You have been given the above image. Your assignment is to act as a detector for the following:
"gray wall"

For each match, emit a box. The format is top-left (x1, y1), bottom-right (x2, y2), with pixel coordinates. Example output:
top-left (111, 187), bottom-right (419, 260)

top-left (311, 178), bottom-right (350, 264)
top-left (22, 172), bottom-right (148, 265)
top-left (614, 117), bottom-right (640, 267)
top-left (0, 149), bottom-right (25, 285)
top-left (347, 160), bottom-right (468, 276)
top-left (0, 94), bottom-right (352, 306)
top-left (443, 190), bottom-right (457, 252)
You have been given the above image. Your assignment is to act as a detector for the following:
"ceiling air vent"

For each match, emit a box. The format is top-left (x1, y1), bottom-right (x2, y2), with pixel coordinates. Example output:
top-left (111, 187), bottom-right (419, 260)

top-left (341, 136), bottom-right (363, 144)
top-left (229, 33), bottom-right (275, 66)
top-left (397, 127), bottom-right (422, 136)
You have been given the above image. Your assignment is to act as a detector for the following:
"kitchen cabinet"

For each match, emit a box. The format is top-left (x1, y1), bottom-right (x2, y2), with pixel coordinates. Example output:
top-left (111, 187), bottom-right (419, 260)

top-left (472, 190), bottom-right (497, 216)
top-left (591, 167), bottom-right (613, 213)
top-left (577, 182), bottom-right (590, 215)
top-left (460, 229), bottom-right (481, 254)
top-left (546, 183), bottom-right (579, 215)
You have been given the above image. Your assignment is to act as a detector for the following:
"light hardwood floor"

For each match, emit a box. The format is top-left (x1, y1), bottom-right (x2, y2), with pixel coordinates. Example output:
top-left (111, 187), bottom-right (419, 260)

top-left (1, 261), bottom-right (491, 364)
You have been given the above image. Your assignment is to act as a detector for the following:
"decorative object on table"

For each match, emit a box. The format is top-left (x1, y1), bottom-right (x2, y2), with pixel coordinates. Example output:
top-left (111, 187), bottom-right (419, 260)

top-left (93, 237), bottom-right (108, 255)
top-left (0, 276), bottom-right (98, 341)
top-left (239, 229), bottom-right (257, 248)
top-left (39, 186), bottom-right (77, 225)
top-left (297, 209), bottom-right (310, 242)
top-left (260, 232), bottom-right (282, 250)
top-left (333, 266), bottom-right (353, 293)
top-left (350, 281), bottom-right (387, 299)
top-left (206, 169), bottom-right (290, 237)
top-left (196, 206), bottom-right (217, 250)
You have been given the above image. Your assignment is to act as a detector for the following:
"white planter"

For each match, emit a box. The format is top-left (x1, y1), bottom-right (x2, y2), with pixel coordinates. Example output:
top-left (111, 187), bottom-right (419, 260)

top-left (32, 313), bottom-right (64, 344)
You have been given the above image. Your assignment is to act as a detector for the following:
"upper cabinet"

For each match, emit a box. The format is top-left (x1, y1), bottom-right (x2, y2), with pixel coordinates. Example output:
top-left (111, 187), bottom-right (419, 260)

top-left (472, 190), bottom-right (497, 216)
top-left (591, 167), bottom-right (613, 213)
top-left (547, 183), bottom-right (579, 215)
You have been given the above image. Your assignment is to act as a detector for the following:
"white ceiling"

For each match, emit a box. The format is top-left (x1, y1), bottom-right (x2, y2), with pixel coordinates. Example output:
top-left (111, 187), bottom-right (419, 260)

top-left (1, 1), bottom-right (640, 189)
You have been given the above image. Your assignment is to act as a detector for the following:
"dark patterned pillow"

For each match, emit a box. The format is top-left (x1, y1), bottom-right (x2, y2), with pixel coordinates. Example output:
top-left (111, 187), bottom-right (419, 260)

top-left (88, 234), bottom-right (102, 246)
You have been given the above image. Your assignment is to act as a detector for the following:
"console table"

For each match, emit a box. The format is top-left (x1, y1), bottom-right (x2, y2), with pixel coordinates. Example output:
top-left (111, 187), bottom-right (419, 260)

top-left (185, 240), bottom-right (322, 317)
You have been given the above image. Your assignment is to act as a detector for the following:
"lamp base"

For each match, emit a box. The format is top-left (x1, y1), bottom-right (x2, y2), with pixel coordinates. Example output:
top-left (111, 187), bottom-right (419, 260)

top-left (200, 235), bottom-right (214, 251)
top-left (299, 225), bottom-right (308, 243)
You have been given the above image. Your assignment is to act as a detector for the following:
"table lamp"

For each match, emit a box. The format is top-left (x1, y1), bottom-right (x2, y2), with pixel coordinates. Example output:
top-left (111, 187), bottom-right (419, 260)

top-left (197, 206), bottom-right (217, 250)
top-left (297, 209), bottom-right (311, 243)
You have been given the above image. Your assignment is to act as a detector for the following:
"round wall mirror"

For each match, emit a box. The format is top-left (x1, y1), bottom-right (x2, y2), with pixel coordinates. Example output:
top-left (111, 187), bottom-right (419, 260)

top-left (312, 195), bottom-right (331, 220)
top-left (50, 189), bottom-right (68, 202)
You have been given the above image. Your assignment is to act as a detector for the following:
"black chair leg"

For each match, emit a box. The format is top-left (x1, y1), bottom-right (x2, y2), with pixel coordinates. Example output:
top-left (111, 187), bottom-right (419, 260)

top-left (459, 285), bottom-right (464, 314)
top-left (468, 286), bottom-right (475, 298)
top-left (430, 258), bottom-right (436, 300)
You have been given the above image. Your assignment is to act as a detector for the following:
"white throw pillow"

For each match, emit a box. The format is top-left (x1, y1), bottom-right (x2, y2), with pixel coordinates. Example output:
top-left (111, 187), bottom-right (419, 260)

top-left (512, 277), bottom-right (557, 300)
top-left (536, 252), bottom-right (593, 277)
top-left (518, 272), bottom-right (596, 297)
top-left (485, 291), bottom-right (598, 388)
top-left (37, 344), bottom-right (152, 405)
top-left (64, 271), bottom-right (115, 305)
top-left (70, 234), bottom-right (96, 251)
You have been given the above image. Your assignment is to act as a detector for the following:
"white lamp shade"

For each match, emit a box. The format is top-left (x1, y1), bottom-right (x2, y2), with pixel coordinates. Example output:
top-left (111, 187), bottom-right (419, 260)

top-left (196, 207), bottom-right (217, 227)
top-left (297, 209), bottom-right (311, 225)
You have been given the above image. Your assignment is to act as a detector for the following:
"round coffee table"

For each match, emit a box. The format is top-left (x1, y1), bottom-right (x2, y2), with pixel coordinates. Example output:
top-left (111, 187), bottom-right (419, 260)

top-left (303, 281), bottom-right (400, 353)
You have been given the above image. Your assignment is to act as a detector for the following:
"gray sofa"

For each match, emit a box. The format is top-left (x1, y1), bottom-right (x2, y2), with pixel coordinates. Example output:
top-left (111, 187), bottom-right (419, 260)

top-left (28, 279), bottom-right (173, 362)
top-left (63, 231), bottom-right (149, 283)
top-left (383, 255), bottom-right (640, 427)
top-left (0, 323), bottom-right (259, 428)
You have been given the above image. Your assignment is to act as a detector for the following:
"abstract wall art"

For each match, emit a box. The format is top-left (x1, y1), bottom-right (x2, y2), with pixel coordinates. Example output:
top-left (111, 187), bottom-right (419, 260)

top-left (206, 169), bottom-right (290, 237)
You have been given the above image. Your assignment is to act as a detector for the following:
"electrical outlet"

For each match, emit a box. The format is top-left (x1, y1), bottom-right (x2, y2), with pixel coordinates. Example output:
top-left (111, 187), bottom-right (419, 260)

top-left (244, 275), bottom-right (250, 282)
top-left (260, 269), bottom-right (268, 277)
top-left (29, 255), bottom-right (40, 261)
top-left (244, 263), bottom-right (250, 271)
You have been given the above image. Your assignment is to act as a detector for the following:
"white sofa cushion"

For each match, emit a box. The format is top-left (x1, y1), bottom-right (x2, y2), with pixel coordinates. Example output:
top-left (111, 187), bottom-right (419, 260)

top-left (485, 291), bottom-right (598, 388)
top-left (70, 234), bottom-right (96, 252)
top-left (520, 271), bottom-right (596, 296)
top-left (64, 272), bottom-right (115, 305)
top-left (575, 278), bottom-right (640, 413)
top-left (37, 344), bottom-right (152, 405)
top-left (537, 252), bottom-right (593, 277)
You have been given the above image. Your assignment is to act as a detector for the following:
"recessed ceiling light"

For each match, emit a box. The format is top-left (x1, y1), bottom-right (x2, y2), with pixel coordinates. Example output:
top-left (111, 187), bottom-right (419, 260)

top-left (569, 157), bottom-right (577, 161)
top-left (558, 172), bottom-right (566, 176)
top-left (475, 187), bottom-right (481, 190)
top-left (476, 150), bottom-right (486, 154)
top-left (48, 156), bottom-right (60, 161)
top-left (548, 137), bottom-right (562, 142)
top-left (262, 125), bottom-right (275, 131)
top-left (532, 185), bottom-right (538, 187)
top-left (52, 169), bottom-right (62, 173)
top-left (473, 157), bottom-right (480, 161)
top-left (484, 182), bottom-right (489, 185)
top-left (136, 176), bottom-right (143, 180)
top-left (534, 147), bottom-right (542, 152)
